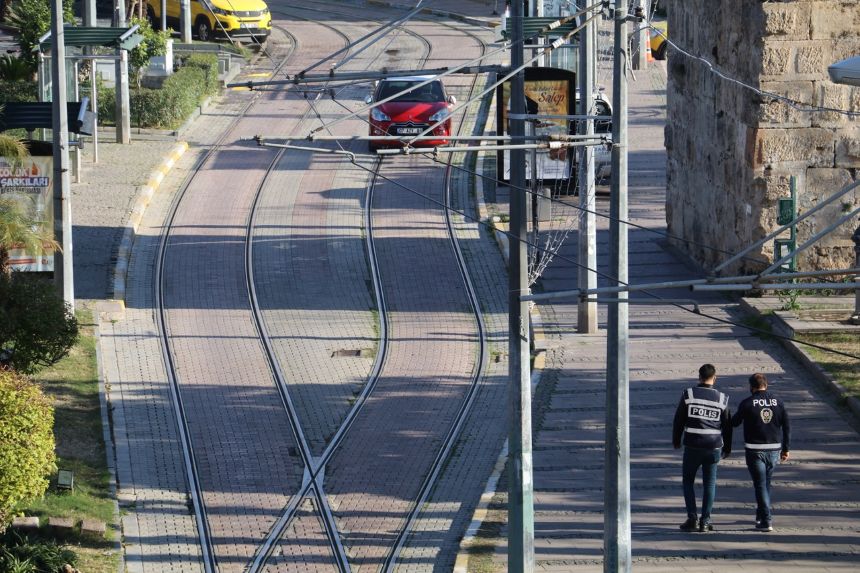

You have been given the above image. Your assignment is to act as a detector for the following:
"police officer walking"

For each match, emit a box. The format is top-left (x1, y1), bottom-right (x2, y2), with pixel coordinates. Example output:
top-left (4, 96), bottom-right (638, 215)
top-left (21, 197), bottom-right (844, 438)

top-left (732, 372), bottom-right (791, 532)
top-left (672, 364), bottom-right (732, 532)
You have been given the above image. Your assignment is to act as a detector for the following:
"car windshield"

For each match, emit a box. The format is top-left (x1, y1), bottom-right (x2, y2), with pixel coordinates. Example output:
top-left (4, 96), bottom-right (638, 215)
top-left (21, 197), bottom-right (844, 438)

top-left (377, 80), bottom-right (445, 102)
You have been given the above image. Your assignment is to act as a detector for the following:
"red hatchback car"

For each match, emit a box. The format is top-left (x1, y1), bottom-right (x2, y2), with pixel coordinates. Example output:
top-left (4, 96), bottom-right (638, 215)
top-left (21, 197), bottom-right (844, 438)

top-left (366, 76), bottom-right (456, 150)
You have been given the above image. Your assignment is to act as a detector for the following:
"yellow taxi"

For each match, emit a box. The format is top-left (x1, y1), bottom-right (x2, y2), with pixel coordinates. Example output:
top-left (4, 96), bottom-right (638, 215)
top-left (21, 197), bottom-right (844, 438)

top-left (650, 20), bottom-right (667, 60)
top-left (147, 0), bottom-right (272, 43)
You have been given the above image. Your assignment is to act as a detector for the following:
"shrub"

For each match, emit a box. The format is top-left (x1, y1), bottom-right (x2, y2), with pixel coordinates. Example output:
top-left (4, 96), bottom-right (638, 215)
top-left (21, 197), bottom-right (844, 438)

top-left (97, 53), bottom-right (219, 129)
top-left (0, 79), bottom-right (38, 103)
top-left (181, 53), bottom-right (219, 96)
top-left (0, 274), bottom-right (78, 375)
top-left (0, 530), bottom-right (77, 573)
top-left (0, 370), bottom-right (56, 532)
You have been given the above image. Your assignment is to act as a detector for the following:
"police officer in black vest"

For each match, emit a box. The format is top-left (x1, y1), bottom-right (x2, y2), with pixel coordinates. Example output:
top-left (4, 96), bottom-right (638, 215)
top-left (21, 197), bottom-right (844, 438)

top-left (732, 373), bottom-right (791, 532)
top-left (673, 364), bottom-right (732, 532)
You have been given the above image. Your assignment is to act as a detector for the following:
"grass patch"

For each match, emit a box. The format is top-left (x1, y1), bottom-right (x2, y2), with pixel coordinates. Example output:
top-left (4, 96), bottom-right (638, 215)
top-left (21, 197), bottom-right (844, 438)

top-left (795, 332), bottom-right (860, 400)
top-left (465, 490), bottom-right (506, 573)
top-left (21, 308), bottom-right (119, 573)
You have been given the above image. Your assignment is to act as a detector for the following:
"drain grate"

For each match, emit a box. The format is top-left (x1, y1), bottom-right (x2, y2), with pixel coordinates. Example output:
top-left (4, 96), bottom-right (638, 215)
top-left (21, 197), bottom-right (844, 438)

top-left (332, 348), bottom-right (374, 358)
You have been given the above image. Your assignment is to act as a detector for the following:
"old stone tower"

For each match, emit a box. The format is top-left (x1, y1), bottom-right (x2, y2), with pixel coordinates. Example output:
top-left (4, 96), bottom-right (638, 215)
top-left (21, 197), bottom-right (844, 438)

top-left (665, 0), bottom-right (859, 274)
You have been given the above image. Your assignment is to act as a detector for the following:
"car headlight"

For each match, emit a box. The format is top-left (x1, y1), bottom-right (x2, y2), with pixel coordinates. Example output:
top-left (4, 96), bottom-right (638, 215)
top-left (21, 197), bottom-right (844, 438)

top-left (210, 6), bottom-right (231, 15)
top-left (370, 108), bottom-right (391, 122)
top-left (429, 108), bottom-right (450, 122)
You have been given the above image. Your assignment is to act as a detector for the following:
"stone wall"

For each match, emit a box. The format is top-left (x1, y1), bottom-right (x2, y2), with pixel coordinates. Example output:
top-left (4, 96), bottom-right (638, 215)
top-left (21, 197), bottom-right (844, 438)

top-left (665, 0), bottom-right (860, 274)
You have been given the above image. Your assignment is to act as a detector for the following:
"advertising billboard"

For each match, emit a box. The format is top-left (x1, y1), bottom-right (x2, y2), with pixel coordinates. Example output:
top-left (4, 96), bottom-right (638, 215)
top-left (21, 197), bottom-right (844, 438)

top-left (0, 155), bottom-right (54, 272)
top-left (496, 67), bottom-right (577, 183)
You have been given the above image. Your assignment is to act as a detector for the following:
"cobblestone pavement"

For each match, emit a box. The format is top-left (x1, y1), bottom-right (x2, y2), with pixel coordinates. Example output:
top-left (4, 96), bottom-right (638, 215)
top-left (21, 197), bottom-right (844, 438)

top-left (482, 58), bottom-right (860, 572)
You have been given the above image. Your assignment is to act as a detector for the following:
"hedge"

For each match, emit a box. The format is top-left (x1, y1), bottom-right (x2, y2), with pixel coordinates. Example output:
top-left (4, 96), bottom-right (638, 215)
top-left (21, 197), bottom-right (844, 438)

top-left (0, 79), bottom-right (38, 103)
top-left (98, 53), bottom-right (219, 130)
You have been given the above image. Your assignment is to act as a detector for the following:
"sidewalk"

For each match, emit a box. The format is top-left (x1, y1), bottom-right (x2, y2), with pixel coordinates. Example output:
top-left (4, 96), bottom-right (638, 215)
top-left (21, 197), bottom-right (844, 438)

top-left (474, 51), bottom-right (860, 573)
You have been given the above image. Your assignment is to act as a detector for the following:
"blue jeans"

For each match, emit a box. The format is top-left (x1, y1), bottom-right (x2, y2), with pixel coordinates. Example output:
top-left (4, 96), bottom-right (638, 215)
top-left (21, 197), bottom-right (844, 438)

top-left (682, 446), bottom-right (721, 521)
top-left (745, 450), bottom-right (780, 523)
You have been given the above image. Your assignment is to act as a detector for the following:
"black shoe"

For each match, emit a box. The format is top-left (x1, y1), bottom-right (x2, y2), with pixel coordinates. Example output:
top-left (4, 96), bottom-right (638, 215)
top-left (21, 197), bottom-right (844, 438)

top-left (699, 519), bottom-right (713, 532)
top-left (756, 521), bottom-right (773, 532)
top-left (679, 517), bottom-right (698, 531)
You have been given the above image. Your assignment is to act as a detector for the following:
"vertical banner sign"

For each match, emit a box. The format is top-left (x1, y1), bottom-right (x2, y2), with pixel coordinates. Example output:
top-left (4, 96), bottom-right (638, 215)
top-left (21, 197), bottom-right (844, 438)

top-left (497, 67), bottom-right (577, 182)
top-left (0, 155), bottom-right (55, 271)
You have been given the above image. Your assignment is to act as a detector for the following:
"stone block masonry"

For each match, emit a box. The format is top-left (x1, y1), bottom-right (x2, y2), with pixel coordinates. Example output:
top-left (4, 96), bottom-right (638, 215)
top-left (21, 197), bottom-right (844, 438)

top-left (665, 0), bottom-right (860, 273)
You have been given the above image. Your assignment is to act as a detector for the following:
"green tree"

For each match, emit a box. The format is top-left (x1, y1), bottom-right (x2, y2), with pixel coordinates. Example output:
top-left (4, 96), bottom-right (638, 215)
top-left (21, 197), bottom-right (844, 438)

top-left (0, 368), bottom-right (56, 532)
top-left (0, 274), bottom-right (78, 374)
top-left (129, 16), bottom-right (171, 88)
top-left (6, 0), bottom-right (74, 70)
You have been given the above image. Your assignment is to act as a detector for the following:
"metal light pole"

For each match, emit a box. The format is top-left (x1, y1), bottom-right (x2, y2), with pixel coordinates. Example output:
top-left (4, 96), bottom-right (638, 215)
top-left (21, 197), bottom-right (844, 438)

top-left (578, 7), bottom-right (597, 333)
top-left (605, 1), bottom-right (631, 571)
top-left (508, 0), bottom-right (535, 571)
top-left (50, 0), bottom-right (74, 310)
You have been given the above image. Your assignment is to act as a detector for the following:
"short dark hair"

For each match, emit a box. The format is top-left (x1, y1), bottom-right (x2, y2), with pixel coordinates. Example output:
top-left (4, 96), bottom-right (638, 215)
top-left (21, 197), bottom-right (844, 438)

top-left (699, 364), bottom-right (716, 381)
top-left (749, 373), bottom-right (768, 390)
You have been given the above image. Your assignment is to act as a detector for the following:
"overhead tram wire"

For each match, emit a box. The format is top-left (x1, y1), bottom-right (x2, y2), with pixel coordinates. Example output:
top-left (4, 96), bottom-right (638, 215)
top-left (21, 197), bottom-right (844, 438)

top-left (254, 135), bottom-right (860, 363)
top-left (250, 4), bottom-right (859, 361)
top-left (402, 8), bottom-right (605, 146)
top-left (287, 0), bottom-right (431, 78)
top-left (645, 24), bottom-right (860, 118)
top-left (299, 1), bottom-right (606, 134)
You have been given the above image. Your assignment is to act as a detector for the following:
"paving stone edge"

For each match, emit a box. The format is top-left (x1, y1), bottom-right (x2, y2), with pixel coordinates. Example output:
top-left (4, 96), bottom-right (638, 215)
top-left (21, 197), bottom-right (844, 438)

top-left (92, 315), bottom-right (125, 573)
top-left (110, 141), bottom-right (188, 304)
top-left (739, 298), bottom-right (860, 421)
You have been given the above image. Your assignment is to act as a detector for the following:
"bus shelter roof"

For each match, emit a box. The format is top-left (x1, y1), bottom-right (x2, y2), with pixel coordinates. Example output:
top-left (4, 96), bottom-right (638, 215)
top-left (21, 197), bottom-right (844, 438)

top-left (37, 25), bottom-right (143, 52)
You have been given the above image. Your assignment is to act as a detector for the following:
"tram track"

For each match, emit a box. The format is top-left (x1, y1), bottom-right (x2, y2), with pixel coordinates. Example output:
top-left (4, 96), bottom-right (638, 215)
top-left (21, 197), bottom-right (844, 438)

top-left (272, 1), bottom-right (495, 568)
top-left (153, 1), bottom-right (495, 569)
top-left (154, 16), bottom-right (363, 572)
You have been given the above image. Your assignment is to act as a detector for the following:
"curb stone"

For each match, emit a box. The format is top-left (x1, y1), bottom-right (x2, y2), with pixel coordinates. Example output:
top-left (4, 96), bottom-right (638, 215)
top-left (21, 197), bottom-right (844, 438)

top-left (739, 298), bottom-right (860, 421)
top-left (110, 141), bottom-right (188, 304)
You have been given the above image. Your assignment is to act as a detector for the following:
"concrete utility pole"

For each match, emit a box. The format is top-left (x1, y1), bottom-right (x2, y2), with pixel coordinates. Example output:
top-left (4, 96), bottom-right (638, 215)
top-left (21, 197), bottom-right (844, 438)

top-left (115, 48), bottom-right (130, 143)
top-left (508, 0), bottom-right (535, 571)
top-left (577, 7), bottom-right (597, 333)
top-left (604, 1), bottom-right (631, 571)
top-left (161, 0), bottom-right (167, 31)
top-left (50, 0), bottom-right (74, 310)
top-left (181, 0), bottom-right (192, 43)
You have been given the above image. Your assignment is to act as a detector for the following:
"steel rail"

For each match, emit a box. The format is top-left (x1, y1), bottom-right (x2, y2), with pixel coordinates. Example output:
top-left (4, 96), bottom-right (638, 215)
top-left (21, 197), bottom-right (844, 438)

top-left (245, 114), bottom-right (351, 573)
top-left (151, 22), bottom-right (300, 573)
top-left (263, 4), bottom-right (495, 568)
top-left (381, 35), bottom-right (490, 568)
top-left (239, 12), bottom-right (366, 572)
top-left (244, 4), bottom-right (434, 569)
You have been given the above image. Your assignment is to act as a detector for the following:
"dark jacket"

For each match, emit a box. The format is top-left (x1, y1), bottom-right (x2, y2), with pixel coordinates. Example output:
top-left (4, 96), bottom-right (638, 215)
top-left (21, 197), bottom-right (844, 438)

top-left (731, 390), bottom-right (790, 453)
top-left (673, 384), bottom-right (732, 453)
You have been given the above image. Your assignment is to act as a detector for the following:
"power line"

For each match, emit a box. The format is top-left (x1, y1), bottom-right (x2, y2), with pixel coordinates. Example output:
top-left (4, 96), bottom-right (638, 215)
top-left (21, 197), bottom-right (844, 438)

top-left (312, 149), bottom-right (860, 361)
top-left (645, 24), bottom-right (860, 118)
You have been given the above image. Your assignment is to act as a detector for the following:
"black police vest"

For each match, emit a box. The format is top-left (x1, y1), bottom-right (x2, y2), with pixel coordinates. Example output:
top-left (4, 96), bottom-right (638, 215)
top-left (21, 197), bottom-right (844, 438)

top-left (682, 386), bottom-right (728, 449)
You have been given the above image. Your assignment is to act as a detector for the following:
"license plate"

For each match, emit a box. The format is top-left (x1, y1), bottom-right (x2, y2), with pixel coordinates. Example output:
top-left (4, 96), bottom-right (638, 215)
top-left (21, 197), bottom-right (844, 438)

top-left (396, 127), bottom-right (421, 135)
